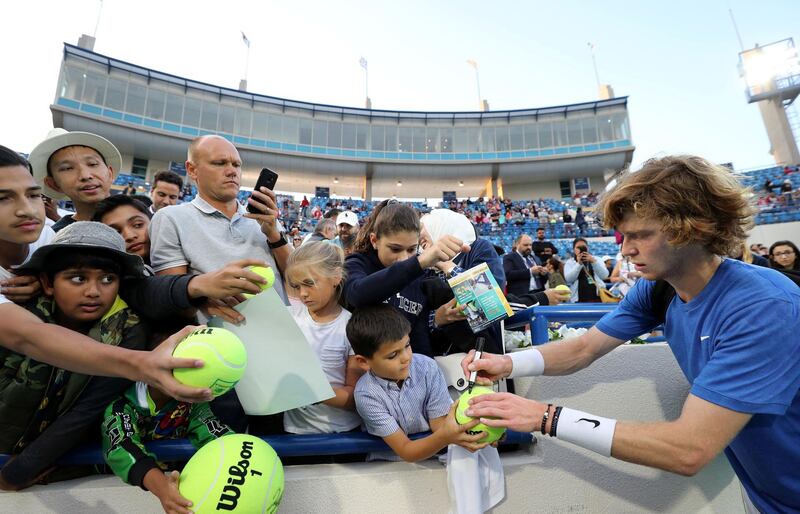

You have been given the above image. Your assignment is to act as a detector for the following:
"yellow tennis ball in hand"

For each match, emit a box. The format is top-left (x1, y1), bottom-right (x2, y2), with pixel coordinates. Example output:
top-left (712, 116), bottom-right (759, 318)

top-left (455, 386), bottom-right (506, 443)
top-left (172, 327), bottom-right (247, 398)
top-left (179, 434), bottom-right (284, 513)
top-left (243, 265), bottom-right (275, 299)
top-left (554, 284), bottom-right (571, 293)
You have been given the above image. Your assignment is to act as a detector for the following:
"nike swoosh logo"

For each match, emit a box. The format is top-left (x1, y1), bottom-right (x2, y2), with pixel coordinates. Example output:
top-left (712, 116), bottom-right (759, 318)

top-left (700, 336), bottom-right (710, 342)
top-left (577, 418), bottom-right (600, 428)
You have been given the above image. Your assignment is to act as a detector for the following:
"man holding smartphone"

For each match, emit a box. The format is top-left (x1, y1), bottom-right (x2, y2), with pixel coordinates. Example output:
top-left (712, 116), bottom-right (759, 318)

top-left (564, 237), bottom-right (609, 303)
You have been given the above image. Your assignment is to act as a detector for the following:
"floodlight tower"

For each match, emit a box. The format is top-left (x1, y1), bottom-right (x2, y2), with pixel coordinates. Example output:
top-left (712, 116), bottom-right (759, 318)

top-left (739, 38), bottom-right (800, 165)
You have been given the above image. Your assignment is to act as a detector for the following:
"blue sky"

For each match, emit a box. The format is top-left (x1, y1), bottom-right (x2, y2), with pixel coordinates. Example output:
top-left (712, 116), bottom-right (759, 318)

top-left (3, 0), bottom-right (799, 171)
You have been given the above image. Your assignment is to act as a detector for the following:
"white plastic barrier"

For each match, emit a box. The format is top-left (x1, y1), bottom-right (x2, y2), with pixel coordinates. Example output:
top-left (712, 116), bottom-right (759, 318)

top-left (0, 343), bottom-right (744, 513)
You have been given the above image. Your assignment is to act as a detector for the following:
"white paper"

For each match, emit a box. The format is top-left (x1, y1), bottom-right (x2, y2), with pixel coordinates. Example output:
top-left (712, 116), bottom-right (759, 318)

top-left (208, 288), bottom-right (334, 415)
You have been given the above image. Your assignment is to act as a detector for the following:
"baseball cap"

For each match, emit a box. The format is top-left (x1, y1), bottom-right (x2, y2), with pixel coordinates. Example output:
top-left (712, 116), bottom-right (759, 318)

top-left (336, 211), bottom-right (359, 227)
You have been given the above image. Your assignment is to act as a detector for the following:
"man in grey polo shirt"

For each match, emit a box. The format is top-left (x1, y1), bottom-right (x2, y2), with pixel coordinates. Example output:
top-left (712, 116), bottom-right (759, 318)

top-left (149, 134), bottom-right (291, 431)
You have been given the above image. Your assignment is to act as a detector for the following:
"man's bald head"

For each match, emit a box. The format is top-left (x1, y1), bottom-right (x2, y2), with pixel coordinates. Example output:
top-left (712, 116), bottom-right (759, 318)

top-left (188, 135), bottom-right (236, 163)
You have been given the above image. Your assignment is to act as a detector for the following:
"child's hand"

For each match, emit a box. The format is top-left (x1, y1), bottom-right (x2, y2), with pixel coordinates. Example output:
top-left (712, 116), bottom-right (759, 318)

top-left (147, 470), bottom-right (193, 514)
top-left (440, 403), bottom-right (489, 452)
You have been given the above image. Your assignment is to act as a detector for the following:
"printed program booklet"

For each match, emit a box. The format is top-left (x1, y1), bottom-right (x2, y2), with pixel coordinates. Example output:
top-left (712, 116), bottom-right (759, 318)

top-left (448, 262), bottom-right (514, 333)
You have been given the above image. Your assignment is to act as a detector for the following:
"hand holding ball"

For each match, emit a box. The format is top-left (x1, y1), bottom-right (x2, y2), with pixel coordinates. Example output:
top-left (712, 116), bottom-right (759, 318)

top-left (554, 284), bottom-right (571, 298)
top-left (172, 327), bottom-right (247, 398)
top-left (180, 434), bottom-right (284, 513)
top-left (243, 265), bottom-right (275, 299)
top-left (455, 386), bottom-right (507, 443)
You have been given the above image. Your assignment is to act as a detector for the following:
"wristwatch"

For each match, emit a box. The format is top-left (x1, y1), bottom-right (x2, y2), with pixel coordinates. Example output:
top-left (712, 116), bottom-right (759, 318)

top-left (268, 232), bottom-right (288, 249)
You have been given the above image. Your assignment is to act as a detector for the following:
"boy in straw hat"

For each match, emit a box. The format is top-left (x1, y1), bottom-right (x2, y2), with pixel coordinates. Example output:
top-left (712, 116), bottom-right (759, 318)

top-left (29, 128), bottom-right (121, 232)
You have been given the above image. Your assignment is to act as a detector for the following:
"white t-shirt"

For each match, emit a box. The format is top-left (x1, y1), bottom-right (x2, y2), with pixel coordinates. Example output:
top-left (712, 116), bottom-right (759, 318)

top-left (283, 302), bottom-right (362, 434)
top-left (0, 226), bottom-right (55, 305)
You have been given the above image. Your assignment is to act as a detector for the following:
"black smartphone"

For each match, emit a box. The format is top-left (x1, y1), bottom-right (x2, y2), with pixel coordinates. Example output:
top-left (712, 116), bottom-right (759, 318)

top-left (248, 167), bottom-right (279, 214)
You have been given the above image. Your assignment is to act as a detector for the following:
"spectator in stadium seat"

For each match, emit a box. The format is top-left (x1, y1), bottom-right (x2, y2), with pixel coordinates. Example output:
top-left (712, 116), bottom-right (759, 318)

top-left (504, 234), bottom-right (547, 296)
top-left (304, 218), bottom-right (336, 245)
top-left (344, 200), bottom-right (470, 357)
top-left (463, 155), bottom-right (800, 514)
top-left (731, 242), bottom-right (769, 268)
top-left (148, 170), bottom-right (183, 214)
top-left (575, 207), bottom-right (588, 235)
top-left (29, 129), bottom-right (120, 233)
top-left (768, 240), bottom-right (799, 273)
top-left (531, 227), bottom-right (558, 262)
top-left (148, 135), bottom-right (290, 431)
top-left (564, 238), bottom-right (609, 303)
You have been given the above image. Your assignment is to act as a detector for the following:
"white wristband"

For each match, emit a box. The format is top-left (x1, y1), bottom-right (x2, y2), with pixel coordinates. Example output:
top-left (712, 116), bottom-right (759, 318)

top-left (555, 407), bottom-right (617, 457)
top-left (508, 348), bottom-right (545, 378)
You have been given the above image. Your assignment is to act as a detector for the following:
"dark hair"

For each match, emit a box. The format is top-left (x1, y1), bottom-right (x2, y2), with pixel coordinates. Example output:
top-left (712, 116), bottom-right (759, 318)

top-left (0, 145), bottom-right (32, 173)
top-left (547, 256), bottom-right (564, 275)
top-left (42, 249), bottom-right (123, 282)
top-left (93, 195), bottom-right (152, 222)
top-left (572, 237), bottom-right (588, 250)
top-left (768, 240), bottom-right (800, 271)
top-left (353, 200), bottom-right (420, 253)
top-left (346, 305), bottom-right (411, 358)
top-left (152, 170), bottom-right (183, 190)
top-left (324, 208), bottom-right (342, 220)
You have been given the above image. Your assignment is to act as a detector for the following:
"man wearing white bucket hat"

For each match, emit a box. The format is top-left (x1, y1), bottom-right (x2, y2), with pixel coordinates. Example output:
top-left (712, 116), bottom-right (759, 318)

top-left (29, 128), bottom-right (121, 232)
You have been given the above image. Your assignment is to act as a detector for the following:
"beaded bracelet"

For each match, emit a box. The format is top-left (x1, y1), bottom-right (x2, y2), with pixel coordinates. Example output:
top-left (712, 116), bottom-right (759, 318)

top-left (540, 403), bottom-right (553, 434)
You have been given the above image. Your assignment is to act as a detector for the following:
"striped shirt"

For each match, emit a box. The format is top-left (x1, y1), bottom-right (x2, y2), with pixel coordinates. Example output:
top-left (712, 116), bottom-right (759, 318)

top-left (355, 354), bottom-right (452, 438)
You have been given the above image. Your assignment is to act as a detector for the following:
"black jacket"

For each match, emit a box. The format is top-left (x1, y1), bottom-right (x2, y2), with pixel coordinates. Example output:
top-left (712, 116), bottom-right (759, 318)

top-left (503, 252), bottom-right (544, 296)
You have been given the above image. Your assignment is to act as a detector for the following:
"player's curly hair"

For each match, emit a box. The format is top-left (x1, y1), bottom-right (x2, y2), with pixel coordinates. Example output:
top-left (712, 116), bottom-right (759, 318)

top-left (596, 155), bottom-right (754, 256)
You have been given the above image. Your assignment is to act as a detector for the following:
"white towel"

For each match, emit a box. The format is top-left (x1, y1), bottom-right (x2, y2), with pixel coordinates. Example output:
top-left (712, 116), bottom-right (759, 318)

top-left (446, 444), bottom-right (505, 514)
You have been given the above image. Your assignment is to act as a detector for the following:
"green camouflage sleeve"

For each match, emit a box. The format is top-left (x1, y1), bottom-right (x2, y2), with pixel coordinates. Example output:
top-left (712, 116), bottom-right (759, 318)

top-left (186, 401), bottom-right (233, 450)
top-left (101, 397), bottom-right (159, 488)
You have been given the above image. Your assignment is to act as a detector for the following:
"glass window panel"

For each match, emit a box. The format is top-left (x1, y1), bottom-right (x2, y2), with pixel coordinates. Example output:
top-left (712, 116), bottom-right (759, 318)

top-left (328, 122), bottom-right (342, 148)
top-left (105, 79), bottom-right (129, 111)
top-left (384, 125), bottom-right (397, 151)
top-left (182, 97), bottom-right (201, 127)
top-left (425, 128), bottom-right (439, 152)
top-left (252, 111), bottom-right (268, 139)
top-left (61, 64), bottom-right (85, 101)
top-left (341, 123), bottom-right (356, 148)
top-left (164, 93), bottom-right (183, 123)
top-left (495, 126), bottom-right (510, 151)
top-left (567, 119), bottom-right (582, 145)
top-left (82, 71), bottom-right (107, 106)
top-left (219, 105), bottom-right (234, 133)
top-left (611, 113), bottom-right (629, 140)
top-left (467, 127), bottom-right (480, 151)
top-left (370, 125), bottom-right (385, 151)
top-left (598, 115), bottom-right (614, 141)
top-left (312, 120), bottom-right (327, 146)
top-left (552, 120), bottom-right (568, 146)
top-left (523, 124), bottom-right (538, 149)
top-left (266, 114), bottom-right (281, 140)
top-left (412, 127), bottom-right (426, 152)
top-left (356, 125), bottom-right (369, 150)
top-left (282, 117), bottom-right (298, 144)
top-left (145, 89), bottom-right (166, 119)
top-left (453, 127), bottom-right (468, 152)
top-left (509, 126), bottom-right (523, 151)
top-left (125, 83), bottom-right (146, 115)
top-left (538, 122), bottom-right (553, 148)
top-left (480, 127), bottom-right (495, 152)
top-left (200, 101), bottom-right (218, 130)
top-left (234, 107), bottom-right (252, 135)
top-left (398, 127), bottom-right (412, 152)
top-left (298, 118), bottom-right (313, 145)
top-left (581, 118), bottom-right (598, 144)
top-left (439, 127), bottom-right (453, 152)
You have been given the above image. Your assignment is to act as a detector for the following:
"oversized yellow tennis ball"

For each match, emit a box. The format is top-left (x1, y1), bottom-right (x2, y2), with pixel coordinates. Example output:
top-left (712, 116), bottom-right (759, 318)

top-left (179, 434), bottom-right (284, 514)
top-left (455, 386), bottom-right (507, 443)
top-left (554, 284), bottom-right (571, 292)
top-left (242, 265), bottom-right (275, 299)
top-left (172, 327), bottom-right (247, 398)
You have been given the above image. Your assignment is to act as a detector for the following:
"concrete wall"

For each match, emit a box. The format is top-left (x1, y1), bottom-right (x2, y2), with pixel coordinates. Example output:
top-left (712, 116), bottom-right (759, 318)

top-left (0, 344), bottom-right (744, 513)
top-left (747, 220), bottom-right (800, 249)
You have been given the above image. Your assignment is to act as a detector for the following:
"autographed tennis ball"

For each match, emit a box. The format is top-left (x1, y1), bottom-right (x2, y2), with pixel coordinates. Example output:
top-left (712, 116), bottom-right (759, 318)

top-left (243, 265), bottom-right (275, 299)
top-left (172, 327), bottom-right (247, 398)
top-left (179, 434), bottom-right (284, 514)
top-left (455, 386), bottom-right (507, 444)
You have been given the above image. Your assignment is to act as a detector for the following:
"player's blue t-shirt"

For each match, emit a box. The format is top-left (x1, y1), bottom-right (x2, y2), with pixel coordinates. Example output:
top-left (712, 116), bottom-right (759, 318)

top-left (595, 259), bottom-right (800, 514)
